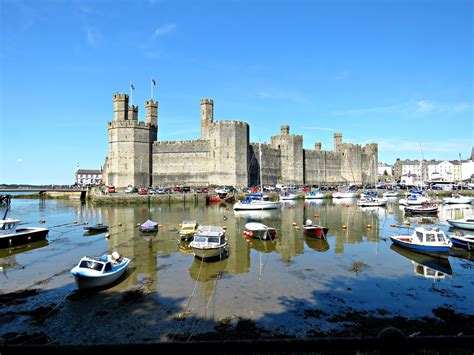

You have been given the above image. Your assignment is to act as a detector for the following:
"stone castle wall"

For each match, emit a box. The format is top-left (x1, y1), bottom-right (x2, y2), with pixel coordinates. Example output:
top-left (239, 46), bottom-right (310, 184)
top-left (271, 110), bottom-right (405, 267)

top-left (105, 93), bottom-right (378, 188)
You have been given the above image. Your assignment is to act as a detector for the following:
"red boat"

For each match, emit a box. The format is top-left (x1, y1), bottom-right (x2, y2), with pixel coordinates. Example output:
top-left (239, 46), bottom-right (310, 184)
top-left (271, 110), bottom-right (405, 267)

top-left (303, 224), bottom-right (329, 238)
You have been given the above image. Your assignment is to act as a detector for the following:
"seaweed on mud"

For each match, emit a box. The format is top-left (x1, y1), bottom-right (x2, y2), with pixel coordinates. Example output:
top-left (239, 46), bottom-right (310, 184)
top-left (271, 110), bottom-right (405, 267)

top-left (120, 289), bottom-right (147, 305)
top-left (349, 260), bottom-right (368, 274)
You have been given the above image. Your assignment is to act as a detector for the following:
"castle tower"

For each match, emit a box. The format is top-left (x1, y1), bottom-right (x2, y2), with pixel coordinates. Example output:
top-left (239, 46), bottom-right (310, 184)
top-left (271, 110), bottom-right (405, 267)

top-left (281, 125), bottom-right (290, 135)
top-left (334, 132), bottom-right (342, 152)
top-left (113, 93), bottom-right (129, 121)
top-left (105, 94), bottom-right (157, 188)
top-left (315, 142), bottom-right (322, 151)
top-left (145, 100), bottom-right (158, 126)
top-left (128, 105), bottom-right (138, 120)
top-left (200, 99), bottom-right (214, 139)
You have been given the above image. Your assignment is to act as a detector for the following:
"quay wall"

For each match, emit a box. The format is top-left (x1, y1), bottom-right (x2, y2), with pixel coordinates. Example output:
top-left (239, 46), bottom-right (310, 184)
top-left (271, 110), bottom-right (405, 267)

top-left (91, 193), bottom-right (207, 205)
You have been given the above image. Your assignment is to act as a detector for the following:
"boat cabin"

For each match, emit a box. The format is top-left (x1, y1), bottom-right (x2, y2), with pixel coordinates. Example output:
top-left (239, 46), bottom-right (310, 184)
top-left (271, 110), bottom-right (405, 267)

top-left (0, 218), bottom-right (20, 235)
top-left (193, 226), bottom-right (226, 245)
top-left (413, 228), bottom-right (449, 244)
top-left (181, 220), bottom-right (198, 233)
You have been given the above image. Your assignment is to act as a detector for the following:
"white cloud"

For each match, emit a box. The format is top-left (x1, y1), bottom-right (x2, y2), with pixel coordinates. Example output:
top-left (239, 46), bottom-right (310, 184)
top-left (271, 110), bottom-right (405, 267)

top-left (16, 158), bottom-right (24, 163)
top-left (152, 24), bottom-right (176, 39)
top-left (86, 27), bottom-right (101, 47)
top-left (415, 100), bottom-right (435, 113)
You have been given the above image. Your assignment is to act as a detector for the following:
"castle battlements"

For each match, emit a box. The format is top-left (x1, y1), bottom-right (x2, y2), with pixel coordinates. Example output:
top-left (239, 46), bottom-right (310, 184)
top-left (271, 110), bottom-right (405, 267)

top-left (108, 120), bottom-right (156, 129)
top-left (211, 120), bottom-right (249, 127)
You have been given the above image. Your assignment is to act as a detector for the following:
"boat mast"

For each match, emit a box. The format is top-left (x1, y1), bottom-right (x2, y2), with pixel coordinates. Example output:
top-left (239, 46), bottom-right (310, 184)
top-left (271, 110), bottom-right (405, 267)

top-left (259, 140), bottom-right (263, 195)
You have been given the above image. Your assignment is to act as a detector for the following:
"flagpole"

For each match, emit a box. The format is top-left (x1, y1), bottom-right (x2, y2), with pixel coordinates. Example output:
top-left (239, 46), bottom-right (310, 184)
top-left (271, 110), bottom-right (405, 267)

top-left (130, 81), bottom-right (134, 106)
top-left (151, 77), bottom-right (153, 100)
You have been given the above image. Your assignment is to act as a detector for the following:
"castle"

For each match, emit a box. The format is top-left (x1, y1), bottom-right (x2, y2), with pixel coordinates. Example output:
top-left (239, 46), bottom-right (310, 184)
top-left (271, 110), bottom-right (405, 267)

top-left (103, 93), bottom-right (378, 188)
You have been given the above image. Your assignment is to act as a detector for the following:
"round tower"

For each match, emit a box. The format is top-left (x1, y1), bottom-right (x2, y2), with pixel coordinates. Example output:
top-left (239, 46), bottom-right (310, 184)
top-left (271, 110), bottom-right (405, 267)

top-left (113, 93), bottom-right (129, 121)
top-left (281, 125), bottom-right (290, 135)
top-left (146, 99), bottom-right (158, 126)
top-left (200, 99), bottom-right (214, 139)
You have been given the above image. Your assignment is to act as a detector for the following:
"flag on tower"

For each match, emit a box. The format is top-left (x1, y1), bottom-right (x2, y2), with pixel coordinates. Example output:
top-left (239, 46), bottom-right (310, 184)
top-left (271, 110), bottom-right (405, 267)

top-left (152, 78), bottom-right (156, 86)
top-left (131, 82), bottom-right (135, 90)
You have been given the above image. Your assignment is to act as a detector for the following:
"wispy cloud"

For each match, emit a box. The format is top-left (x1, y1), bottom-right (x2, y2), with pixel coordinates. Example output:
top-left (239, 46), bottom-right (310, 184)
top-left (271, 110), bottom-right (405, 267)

top-left (86, 26), bottom-right (101, 47)
top-left (301, 126), bottom-right (335, 132)
top-left (16, 158), bottom-right (24, 164)
top-left (332, 100), bottom-right (471, 116)
top-left (152, 24), bottom-right (176, 39)
top-left (333, 70), bottom-right (349, 81)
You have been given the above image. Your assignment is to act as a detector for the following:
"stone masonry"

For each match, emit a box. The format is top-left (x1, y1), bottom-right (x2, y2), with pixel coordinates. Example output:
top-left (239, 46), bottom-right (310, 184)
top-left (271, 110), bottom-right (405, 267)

top-left (103, 93), bottom-right (378, 188)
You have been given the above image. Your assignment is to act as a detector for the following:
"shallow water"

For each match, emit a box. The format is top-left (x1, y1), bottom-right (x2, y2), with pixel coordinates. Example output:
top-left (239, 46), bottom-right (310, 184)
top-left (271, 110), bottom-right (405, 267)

top-left (1, 198), bottom-right (473, 343)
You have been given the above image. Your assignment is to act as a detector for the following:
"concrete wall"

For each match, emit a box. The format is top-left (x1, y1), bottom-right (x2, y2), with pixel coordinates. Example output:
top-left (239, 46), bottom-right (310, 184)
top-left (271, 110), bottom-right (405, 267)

top-left (152, 140), bottom-right (210, 186)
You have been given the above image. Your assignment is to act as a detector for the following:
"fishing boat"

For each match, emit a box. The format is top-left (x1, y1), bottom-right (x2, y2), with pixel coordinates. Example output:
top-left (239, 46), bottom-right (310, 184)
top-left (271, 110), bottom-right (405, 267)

top-left (404, 204), bottom-right (438, 215)
top-left (190, 225), bottom-right (228, 260)
top-left (178, 220), bottom-right (199, 241)
top-left (243, 222), bottom-right (277, 240)
top-left (83, 223), bottom-right (109, 234)
top-left (447, 217), bottom-right (474, 230)
top-left (0, 217), bottom-right (49, 249)
top-left (389, 227), bottom-right (452, 257)
top-left (70, 251), bottom-right (131, 290)
top-left (139, 219), bottom-right (158, 233)
top-left (448, 231), bottom-right (474, 251)
top-left (303, 219), bottom-right (329, 239)
top-left (442, 194), bottom-right (472, 204)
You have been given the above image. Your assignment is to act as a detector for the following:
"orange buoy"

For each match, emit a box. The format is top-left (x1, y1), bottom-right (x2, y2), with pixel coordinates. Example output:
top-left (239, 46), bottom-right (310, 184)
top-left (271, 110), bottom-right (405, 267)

top-left (118, 223), bottom-right (122, 227)
top-left (295, 226), bottom-right (300, 230)
top-left (342, 224), bottom-right (347, 229)
top-left (292, 222), bottom-right (297, 226)
top-left (404, 221), bottom-right (411, 225)
top-left (367, 224), bottom-right (371, 228)
top-left (158, 224), bottom-right (163, 227)
top-left (390, 223), bottom-right (396, 227)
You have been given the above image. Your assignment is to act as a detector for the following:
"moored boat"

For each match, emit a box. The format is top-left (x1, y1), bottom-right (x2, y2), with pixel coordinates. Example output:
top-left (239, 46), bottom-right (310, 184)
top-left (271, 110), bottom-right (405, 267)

top-left (404, 204), bottom-right (438, 215)
top-left (83, 223), bottom-right (109, 234)
top-left (305, 189), bottom-right (327, 199)
top-left (303, 219), bottom-right (329, 238)
top-left (233, 193), bottom-right (280, 210)
top-left (389, 227), bottom-right (452, 258)
top-left (332, 191), bottom-right (357, 198)
top-left (447, 217), bottom-right (474, 230)
top-left (0, 217), bottom-right (49, 249)
top-left (443, 194), bottom-right (472, 204)
top-left (243, 222), bottom-right (277, 240)
top-left (190, 225), bottom-right (228, 260)
top-left (280, 192), bottom-right (299, 200)
top-left (357, 197), bottom-right (387, 207)
top-left (139, 219), bottom-right (158, 233)
top-left (178, 220), bottom-right (199, 241)
top-left (70, 251), bottom-right (131, 290)
top-left (448, 231), bottom-right (474, 251)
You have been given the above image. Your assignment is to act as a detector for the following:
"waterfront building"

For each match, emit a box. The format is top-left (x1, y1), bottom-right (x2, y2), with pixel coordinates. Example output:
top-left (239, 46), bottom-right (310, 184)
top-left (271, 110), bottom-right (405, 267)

top-left (75, 168), bottom-right (102, 186)
top-left (377, 162), bottom-right (393, 177)
top-left (103, 93), bottom-right (378, 188)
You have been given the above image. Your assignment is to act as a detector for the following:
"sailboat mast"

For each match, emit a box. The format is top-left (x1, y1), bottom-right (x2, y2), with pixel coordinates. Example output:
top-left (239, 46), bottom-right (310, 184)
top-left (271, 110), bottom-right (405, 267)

top-left (259, 140), bottom-right (263, 195)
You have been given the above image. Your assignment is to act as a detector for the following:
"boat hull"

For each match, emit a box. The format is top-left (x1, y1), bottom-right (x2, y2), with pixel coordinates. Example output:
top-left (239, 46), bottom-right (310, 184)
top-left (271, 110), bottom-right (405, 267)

top-left (443, 197), bottom-right (472, 204)
top-left (0, 228), bottom-right (48, 249)
top-left (450, 235), bottom-right (474, 251)
top-left (191, 246), bottom-right (228, 260)
top-left (233, 201), bottom-right (280, 210)
top-left (303, 226), bottom-right (329, 239)
top-left (71, 259), bottom-right (130, 290)
top-left (305, 193), bottom-right (327, 199)
top-left (389, 236), bottom-right (451, 258)
top-left (332, 192), bottom-right (356, 198)
top-left (447, 220), bottom-right (474, 231)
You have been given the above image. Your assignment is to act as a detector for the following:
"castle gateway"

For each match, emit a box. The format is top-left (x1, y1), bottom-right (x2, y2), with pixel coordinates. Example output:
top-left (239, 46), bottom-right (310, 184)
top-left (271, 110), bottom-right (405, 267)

top-left (103, 94), bottom-right (378, 188)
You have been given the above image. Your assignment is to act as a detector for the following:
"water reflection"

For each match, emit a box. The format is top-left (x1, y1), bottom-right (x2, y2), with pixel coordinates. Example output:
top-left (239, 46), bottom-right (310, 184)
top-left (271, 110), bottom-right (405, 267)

top-left (390, 244), bottom-right (452, 280)
top-left (304, 237), bottom-right (330, 252)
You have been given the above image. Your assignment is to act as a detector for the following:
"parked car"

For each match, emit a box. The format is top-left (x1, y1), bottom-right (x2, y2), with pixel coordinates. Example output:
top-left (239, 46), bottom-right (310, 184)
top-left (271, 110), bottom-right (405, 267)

top-left (125, 185), bottom-right (138, 194)
top-left (174, 186), bottom-right (182, 193)
top-left (138, 188), bottom-right (148, 195)
top-left (108, 185), bottom-right (116, 193)
top-left (182, 186), bottom-right (191, 193)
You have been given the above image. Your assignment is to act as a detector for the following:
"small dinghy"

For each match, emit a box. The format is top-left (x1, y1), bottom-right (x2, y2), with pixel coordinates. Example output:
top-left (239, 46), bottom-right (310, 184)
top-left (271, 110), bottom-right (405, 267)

top-left (404, 204), bottom-right (438, 215)
top-left (447, 217), bottom-right (474, 231)
top-left (178, 220), bottom-right (199, 241)
top-left (303, 219), bottom-right (329, 238)
top-left (139, 219), bottom-right (158, 233)
top-left (71, 251), bottom-right (130, 290)
top-left (449, 231), bottom-right (474, 251)
top-left (243, 222), bottom-right (277, 240)
top-left (83, 223), bottom-right (109, 234)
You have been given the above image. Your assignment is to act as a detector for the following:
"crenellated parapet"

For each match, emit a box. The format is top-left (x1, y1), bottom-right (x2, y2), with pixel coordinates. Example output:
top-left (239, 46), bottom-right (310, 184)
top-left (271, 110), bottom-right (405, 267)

top-left (108, 120), bottom-right (156, 129)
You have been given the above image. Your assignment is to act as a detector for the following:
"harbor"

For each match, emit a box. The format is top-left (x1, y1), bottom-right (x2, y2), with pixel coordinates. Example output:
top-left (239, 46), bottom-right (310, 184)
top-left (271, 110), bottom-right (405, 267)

top-left (1, 196), bottom-right (473, 346)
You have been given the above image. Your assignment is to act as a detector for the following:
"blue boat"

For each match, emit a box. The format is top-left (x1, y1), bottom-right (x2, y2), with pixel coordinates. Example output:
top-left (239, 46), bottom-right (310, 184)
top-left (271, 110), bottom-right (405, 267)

top-left (390, 227), bottom-right (452, 258)
top-left (449, 231), bottom-right (474, 251)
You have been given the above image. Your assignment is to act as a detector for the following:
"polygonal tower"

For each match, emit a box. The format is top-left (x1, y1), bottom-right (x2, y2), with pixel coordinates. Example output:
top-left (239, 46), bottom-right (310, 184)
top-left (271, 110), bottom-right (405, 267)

top-left (200, 99), bottom-right (214, 140)
top-left (105, 93), bottom-right (158, 188)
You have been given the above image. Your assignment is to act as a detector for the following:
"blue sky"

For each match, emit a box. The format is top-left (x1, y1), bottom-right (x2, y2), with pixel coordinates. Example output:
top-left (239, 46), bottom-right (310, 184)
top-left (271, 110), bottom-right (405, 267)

top-left (1, 0), bottom-right (472, 184)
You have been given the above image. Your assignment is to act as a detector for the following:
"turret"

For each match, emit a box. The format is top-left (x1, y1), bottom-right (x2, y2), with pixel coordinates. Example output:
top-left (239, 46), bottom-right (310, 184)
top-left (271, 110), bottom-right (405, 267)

top-left (146, 99), bottom-right (158, 126)
top-left (200, 98), bottom-right (214, 139)
top-left (334, 132), bottom-right (342, 151)
top-left (315, 142), bottom-right (322, 151)
top-left (128, 105), bottom-right (138, 120)
top-left (113, 93), bottom-right (129, 121)
top-left (281, 125), bottom-right (290, 135)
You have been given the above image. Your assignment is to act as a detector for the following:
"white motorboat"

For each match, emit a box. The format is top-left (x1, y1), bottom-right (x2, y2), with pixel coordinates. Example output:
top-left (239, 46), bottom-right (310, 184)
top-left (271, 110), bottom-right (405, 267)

top-left (357, 197), bottom-right (387, 207)
top-left (448, 231), bottom-right (474, 250)
top-left (190, 225), bottom-right (228, 260)
top-left (243, 222), bottom-right (277, 240)
top-left (305, 190), bottom-right (327, 199)
top-left (447, 217), bottom-right (474, 230)
top-left (390, 227), bottom-right (452, 258)
top-left (70, 252), bottom-right (131, 290)
top-left (399, 193), bottom-right (432, 205)
top-left (442, 194), bottom-right (472, 204)
top-left (280, 192), bottom-right (299, 200)
top-left (0, 217), bottom-right (49, 249)
top-left (383, 191), bottom-right (399, 198)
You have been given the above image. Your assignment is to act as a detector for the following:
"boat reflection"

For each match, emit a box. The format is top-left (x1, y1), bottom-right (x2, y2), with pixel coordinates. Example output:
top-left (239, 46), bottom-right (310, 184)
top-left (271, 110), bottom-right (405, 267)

top-left (0, 239), bottom-right (49, 259)
top-left (331, 198), bottom-right (356, 205)
top-left (449, 247), bottom-right (474, 262)
top-left (390, 244), bottom-right (452, 280)
top-left (189, 257), bottom-right (228, 282)
top-left (178, 240), bottom-right (194, 256)
top-left (304, 236), bottom-right (330, 252)
top-left (304, 200), bottom-right (327, 206)
top-left (233, 209), bottom-right (281, 221)
top-left (248, 238), bottom-right (277, 253)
